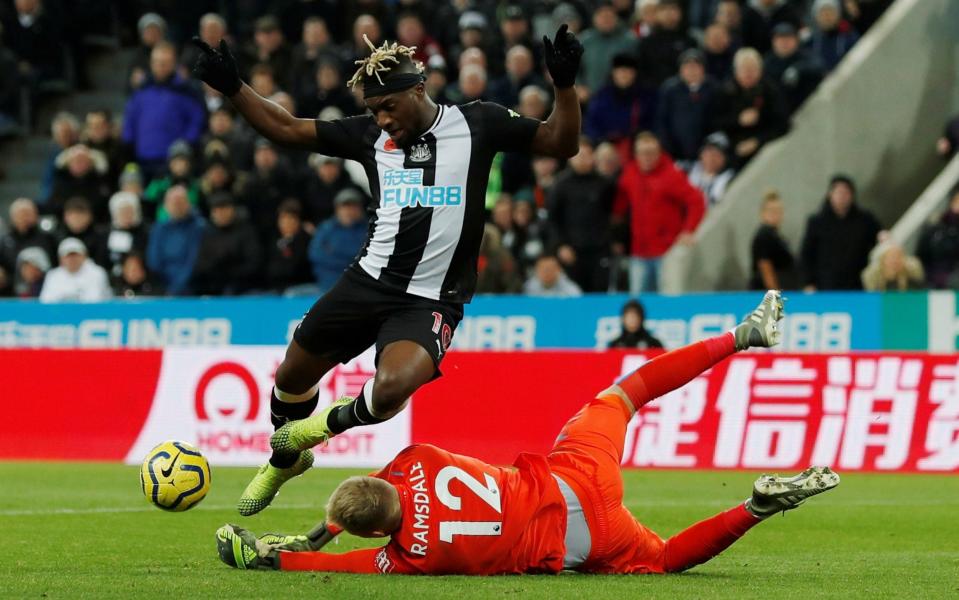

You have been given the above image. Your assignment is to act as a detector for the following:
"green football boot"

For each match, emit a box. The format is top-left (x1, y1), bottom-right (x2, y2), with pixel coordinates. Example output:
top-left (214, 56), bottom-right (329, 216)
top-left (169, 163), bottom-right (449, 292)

top-left (270, 396), bottom-right (354, 455)
top-left (734, 289), bottom-right (786, 350)
top-left (236, 449), bottom-right (314, 516)
top-left (746, 466), bottom-right (841, 518)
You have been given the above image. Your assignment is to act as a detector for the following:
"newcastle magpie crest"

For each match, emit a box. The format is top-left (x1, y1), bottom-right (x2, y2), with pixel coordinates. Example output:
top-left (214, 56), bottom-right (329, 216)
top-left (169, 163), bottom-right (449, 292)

top-left (409, 143), bottom-right (431, 162)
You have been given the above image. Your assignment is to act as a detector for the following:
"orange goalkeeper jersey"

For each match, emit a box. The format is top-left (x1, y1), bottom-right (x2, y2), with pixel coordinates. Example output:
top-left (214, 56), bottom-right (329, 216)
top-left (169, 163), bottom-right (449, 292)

top-left (279, 444), bottom-right (568, 575)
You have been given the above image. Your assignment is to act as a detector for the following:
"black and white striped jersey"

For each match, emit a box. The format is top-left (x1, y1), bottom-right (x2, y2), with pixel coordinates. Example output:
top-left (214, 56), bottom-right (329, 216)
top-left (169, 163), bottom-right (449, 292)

top-left (313, 101), bottom-right (539, 303)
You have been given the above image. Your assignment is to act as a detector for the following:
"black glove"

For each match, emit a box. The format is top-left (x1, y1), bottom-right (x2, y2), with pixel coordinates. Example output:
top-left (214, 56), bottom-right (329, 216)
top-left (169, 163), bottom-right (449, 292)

top-left (191, 37), bottom-right (242, 97)
top-left (543, 24), bottom-right (583, 89)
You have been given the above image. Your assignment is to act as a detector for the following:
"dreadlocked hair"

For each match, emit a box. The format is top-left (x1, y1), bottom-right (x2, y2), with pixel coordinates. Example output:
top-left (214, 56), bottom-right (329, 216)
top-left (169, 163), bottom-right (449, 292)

top-left (347, 34), bottom-right (425, 89)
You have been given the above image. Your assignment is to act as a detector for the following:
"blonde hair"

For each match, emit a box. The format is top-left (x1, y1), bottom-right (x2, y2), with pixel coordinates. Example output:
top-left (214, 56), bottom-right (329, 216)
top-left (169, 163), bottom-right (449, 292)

top-left (325, 476), bottom-right (400, 534)
top-left (762, 188), bottom-right (782, 204)
top-left (348, 35), bottom-right (424, 89)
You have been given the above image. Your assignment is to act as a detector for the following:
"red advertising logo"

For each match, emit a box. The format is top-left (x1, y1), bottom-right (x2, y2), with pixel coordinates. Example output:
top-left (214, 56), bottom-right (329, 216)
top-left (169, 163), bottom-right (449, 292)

top-left (194, 361), bottom-right (260, 422)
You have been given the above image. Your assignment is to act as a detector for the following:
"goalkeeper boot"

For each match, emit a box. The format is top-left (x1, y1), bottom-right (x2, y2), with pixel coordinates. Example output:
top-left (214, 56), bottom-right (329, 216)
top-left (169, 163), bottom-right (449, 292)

top-left (216, 524), bottom-right (277, 570)
top-left (746, 466), bottom-right (841, 518)
top-left (237, 449), bottom-right (313, 516)
top-left (734, 289), bottom-right (785, 350)
top-left (271, 396), bottom-right (354, 455)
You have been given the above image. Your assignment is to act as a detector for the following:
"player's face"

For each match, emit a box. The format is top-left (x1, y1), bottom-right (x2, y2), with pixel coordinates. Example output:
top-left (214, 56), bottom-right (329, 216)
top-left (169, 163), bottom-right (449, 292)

top-left (366, 87), bottom-right (421, 147)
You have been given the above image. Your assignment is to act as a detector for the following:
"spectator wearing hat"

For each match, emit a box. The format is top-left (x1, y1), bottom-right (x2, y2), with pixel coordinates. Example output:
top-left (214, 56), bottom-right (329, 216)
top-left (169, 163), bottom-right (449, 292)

top-left (522, 254), bottom-right (582, 298)
top-left (749, 189), bottom-right (798, 290)
top-left (240, 15), bottom-right (292, 90)
top-left (192, 191), bottom-right (262, 296)
top-left (702, 23), bottom-right (735, 83)
top-left (199, 150), bottom-right (244, 208)
top-left (714, 48), bottom-right (788, 167)
top-left (447, 12), bottom-right (495, 82)
top-left (143, 140), bottom-right (201, 222)
top-left (548, 137), bottom-right (615, 292)
top-left (48, 144), bottom-right (112, 219)
top-left (303, 153), bottom-right (355, 226)
top-left (489, 46), bottom-right (548, 110)
top-left (741, 0), bottom-right (803, 55)
top-left (39, 237), bottom-right (112, 303)
top-left (264, 200), bottom-right (314, 294)
top-left (636, 0), bottom-right (697, 88)
top-left (800, 174), bottom-right (882, 291)
top-left (0, 199), bottom-right (57, 288)
top-left (805, 0), bottom-right (859, 72)
top-left (686, 132), bottom-right (735, 206)
top-left (578, 2), bottom-right (638, 101)
top-left (916, 187), bottom-right (959, 289)
top-left (614, 132), bottom-right (704, 293)
top-left (118, 162), bottom-right (145, 197)
top-left (127, 12), bottom-right (167, 92)
top-left (121, 41), bottom-right (206, 180)
top-left (113, 251), bottom-right (164, 298)
top-left (298, 58), bottom-right (362, 120)
top-left (608, 299), bottom-right (664, 349)
top-left (584, 53), bottom-right (650, 148)
top-left (13, 246), bottom-right (50, 298)
top-left (55, 196), bottom-right (109, 268)
top-left (106, 191), bottom-right (149, 278)
top-left (146, 185), bottom-right (206, 296)
top-left (308, 188), bottom-right (369, 294)
top-left (765, 23), bottom-right (825, 115)
top-left (656, 49), bottom-right (719, 164)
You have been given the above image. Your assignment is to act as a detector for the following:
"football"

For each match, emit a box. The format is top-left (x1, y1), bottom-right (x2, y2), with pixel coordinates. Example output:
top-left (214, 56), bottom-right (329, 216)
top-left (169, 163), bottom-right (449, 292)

top-left (140, 441), bottom-right (212, 512)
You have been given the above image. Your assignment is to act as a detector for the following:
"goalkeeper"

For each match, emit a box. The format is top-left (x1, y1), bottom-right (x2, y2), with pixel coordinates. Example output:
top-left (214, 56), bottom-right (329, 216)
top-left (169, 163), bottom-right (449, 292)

top-left (216, 291), bottom-right (840, 575)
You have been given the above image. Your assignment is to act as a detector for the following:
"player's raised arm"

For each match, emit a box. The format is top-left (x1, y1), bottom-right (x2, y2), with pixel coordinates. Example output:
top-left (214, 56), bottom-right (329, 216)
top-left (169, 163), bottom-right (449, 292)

top-left (531, 25), bottom-right (583, 159)
top-left (191, 38), bottom-right (317, 148)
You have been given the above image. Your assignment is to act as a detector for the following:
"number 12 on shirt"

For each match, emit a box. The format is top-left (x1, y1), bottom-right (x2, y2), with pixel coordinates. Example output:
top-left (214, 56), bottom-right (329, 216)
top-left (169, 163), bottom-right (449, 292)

top-left (435, 466), bottom-right (503, 543)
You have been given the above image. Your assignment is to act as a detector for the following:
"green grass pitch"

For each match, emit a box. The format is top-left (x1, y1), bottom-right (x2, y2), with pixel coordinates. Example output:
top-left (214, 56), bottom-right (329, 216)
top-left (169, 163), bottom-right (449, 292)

top-left (2, 462), bottom-right (957, 599)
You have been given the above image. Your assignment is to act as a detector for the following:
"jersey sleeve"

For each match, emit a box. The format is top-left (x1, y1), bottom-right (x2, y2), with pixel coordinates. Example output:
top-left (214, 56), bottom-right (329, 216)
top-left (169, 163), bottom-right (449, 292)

top-left (278, 547), bottom-right (400, 574)
top-left (475, 101), bottom-right (540, 154)
top-left (313, 115), bottom-right (374, 161)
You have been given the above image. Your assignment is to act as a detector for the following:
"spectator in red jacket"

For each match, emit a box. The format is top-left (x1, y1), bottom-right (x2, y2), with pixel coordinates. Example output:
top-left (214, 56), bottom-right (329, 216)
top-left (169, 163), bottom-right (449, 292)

top-left (614, 132), bottom-right (704, 293)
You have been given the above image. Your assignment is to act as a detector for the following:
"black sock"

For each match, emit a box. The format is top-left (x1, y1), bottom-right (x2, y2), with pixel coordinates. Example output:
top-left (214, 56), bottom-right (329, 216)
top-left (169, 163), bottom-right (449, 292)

top-left (327, 386), bottom-right (387, 434)
top-left (270, 388), bottom-right (319, 468)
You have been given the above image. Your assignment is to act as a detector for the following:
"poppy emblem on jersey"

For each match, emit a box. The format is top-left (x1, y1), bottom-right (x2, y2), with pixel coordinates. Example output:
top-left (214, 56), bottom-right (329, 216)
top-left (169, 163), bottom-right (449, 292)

top-left (384, 138), bottom-right (398, 152)
top-left (409, 143), bottom-right (431, 162)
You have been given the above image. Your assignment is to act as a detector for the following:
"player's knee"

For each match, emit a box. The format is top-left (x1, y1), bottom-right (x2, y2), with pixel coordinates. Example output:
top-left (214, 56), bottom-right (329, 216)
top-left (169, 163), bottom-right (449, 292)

top-left (371, 369), bottom-right (415, 416)
top-left (274, 359), bottom-right (314, 396)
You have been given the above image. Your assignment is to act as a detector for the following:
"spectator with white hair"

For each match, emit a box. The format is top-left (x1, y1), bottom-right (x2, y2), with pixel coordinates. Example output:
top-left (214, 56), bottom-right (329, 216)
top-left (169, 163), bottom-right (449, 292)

top-left (714, 47), bottom-right (788, 167)
top-left (805, 0), bottom-right (859, 72)
top-left (518, 85), bottom-right (550, 120)
top-left (0, 198), bottom-right (57, 290)
top-left (106, 191), bottom-right (149, 277)
top-left (13, 246), bottom-right (50, 298)
top-left (39, 237), bottom-right (112, 303)
top-left (40, 111), bottom-right (81, 206)
top-left (48, 144), bottom-right (111, 219)
top-left (861, 241), bottom-right (924, 292)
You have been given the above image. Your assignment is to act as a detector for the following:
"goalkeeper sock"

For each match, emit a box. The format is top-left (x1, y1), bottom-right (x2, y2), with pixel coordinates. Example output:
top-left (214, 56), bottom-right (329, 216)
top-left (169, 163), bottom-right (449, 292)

top-left (269, 386), bottom-right (319, 468)
top-left (615, 332), bottom-right (736, 411)
top-left (663, 504), bottom-right (759, 572)
top-left (327, 379), bottom-right (388, 434)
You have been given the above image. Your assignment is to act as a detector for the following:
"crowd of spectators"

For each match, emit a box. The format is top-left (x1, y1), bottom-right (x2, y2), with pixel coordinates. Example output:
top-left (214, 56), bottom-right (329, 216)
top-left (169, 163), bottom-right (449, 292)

top-left (0, 0), bottom-right (906, 302)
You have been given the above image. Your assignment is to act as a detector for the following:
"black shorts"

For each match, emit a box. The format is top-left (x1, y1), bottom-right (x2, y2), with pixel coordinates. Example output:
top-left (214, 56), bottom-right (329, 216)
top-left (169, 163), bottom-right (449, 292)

top-left (292, 267), bottom-right (464, 374)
